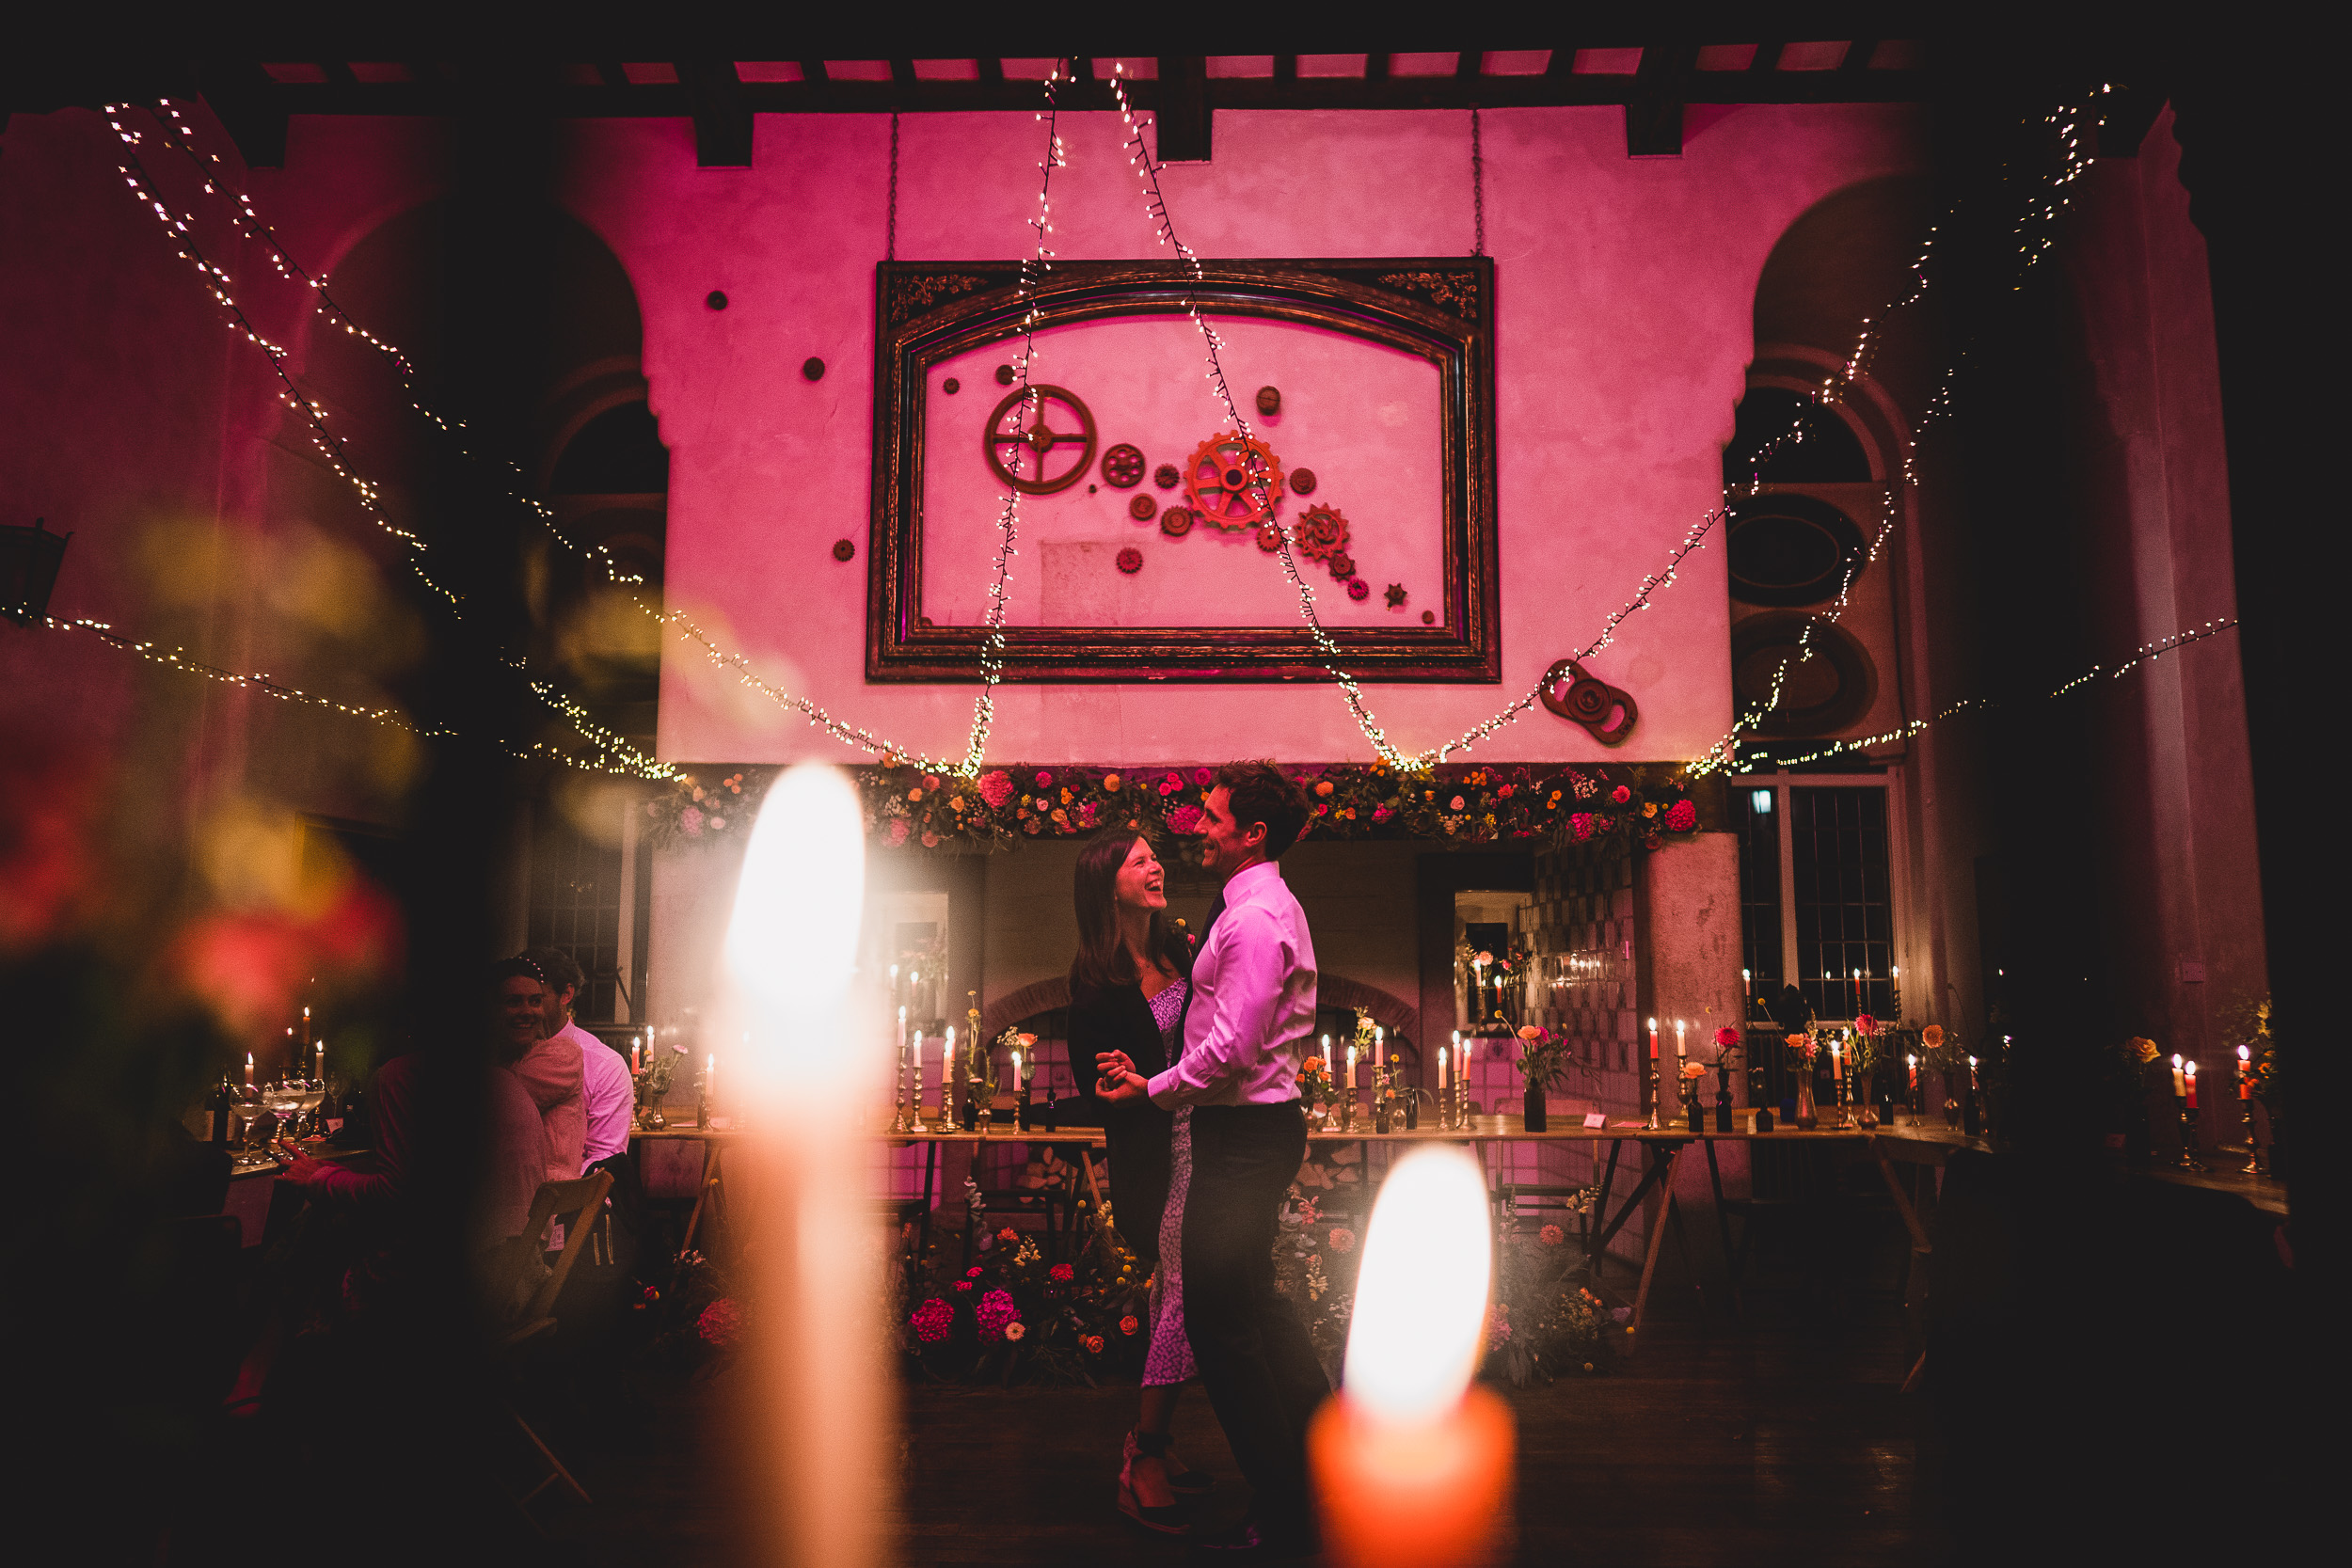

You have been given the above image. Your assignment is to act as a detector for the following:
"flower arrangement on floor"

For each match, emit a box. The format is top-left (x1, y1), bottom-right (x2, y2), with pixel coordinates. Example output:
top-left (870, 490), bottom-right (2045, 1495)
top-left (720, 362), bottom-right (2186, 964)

top-left (900, 1187), bottom-right (1149, 1385)
top-left (644, 761), bottom-right (1703, 857)
top-left (636, 1249), bottom-right (745, 1375)
top-left (1275, 1189), bottom-right (1624, 1387)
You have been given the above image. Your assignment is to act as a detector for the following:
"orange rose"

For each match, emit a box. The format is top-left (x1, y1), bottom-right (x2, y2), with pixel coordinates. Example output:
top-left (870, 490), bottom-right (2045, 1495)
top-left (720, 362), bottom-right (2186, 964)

top-left (1083, 1335), bottom-right (1104, 1354)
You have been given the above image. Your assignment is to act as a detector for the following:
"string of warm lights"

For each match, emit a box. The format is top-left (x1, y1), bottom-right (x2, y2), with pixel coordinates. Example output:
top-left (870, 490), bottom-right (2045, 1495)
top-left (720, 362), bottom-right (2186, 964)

top-left (41, 612), bottom-right (442, 736)
top-left (1734, 616), bottom-right (2236, 771)
top-left (1108, 64), bottom-right (1730, 772)
top-left (1691, 87), bottom-right (2117, 778)
top-left (100, 105), bottom-right (463, 611)
top-left (136, 102), bottom-right (611, 589)
top-left (103, 81), bottom-right (2132, 790)
top-left (103, 103), bottom-right (686, 779)
top-left (38, 610), bottom-right (680, 779)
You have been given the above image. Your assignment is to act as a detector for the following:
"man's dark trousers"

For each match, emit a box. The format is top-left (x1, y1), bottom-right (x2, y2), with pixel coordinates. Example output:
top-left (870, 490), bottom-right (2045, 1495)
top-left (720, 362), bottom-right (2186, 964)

top-left (1183, 1100), bottom-right (1329, 1532)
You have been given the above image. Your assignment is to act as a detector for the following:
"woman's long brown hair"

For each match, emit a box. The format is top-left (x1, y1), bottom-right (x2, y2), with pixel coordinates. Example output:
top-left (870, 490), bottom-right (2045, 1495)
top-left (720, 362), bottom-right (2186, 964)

top-left (1070, 831), bottom-right (1192, 993)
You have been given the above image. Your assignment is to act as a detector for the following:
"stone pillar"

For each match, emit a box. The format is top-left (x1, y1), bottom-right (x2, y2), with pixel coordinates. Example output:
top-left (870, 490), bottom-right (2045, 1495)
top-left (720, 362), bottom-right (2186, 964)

top-left (1636, 831), bottom-right (1748, 1244)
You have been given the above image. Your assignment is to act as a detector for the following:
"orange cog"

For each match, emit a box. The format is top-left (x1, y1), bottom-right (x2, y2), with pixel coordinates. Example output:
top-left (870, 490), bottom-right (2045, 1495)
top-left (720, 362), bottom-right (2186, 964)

top-left (1184, 433), bottom-right (1284, 530)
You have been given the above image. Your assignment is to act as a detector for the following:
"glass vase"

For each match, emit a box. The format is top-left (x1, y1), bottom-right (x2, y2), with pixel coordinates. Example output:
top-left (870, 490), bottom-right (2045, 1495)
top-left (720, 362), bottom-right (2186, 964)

top-left (1795, 1080), bottom-right (1819, 1131)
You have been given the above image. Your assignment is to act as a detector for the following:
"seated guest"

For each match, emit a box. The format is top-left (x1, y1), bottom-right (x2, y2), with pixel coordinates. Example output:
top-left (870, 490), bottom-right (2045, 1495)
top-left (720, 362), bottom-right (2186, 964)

top-left (506, 952), bottom-right (586, 1180)
top-left (523, 945), bottom-right (634, 1174)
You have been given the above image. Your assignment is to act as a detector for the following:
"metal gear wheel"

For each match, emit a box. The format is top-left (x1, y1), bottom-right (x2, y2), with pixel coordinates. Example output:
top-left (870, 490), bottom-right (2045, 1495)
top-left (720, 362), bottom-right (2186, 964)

top-left (1183, 433), bottom-right (1284, 531)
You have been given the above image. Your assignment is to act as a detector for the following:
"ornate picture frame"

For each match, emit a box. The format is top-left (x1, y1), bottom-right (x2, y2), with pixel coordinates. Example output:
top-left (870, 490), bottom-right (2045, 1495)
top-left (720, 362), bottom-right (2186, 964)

top-left (867, 257), bottom-right (1499, 683)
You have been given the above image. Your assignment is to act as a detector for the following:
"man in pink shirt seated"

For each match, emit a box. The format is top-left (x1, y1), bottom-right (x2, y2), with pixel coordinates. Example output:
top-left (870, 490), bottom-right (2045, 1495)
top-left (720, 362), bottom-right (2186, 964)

top-left (506, 954), bottom-right (586, 1181)
top-left (522, 946), bottom-right (635, 1174)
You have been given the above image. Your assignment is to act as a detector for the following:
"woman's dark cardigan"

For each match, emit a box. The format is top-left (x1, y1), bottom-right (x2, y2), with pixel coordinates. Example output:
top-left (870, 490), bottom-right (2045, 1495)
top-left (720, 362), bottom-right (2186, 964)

top-left (1066, 965), bottom-right (1189, 1266)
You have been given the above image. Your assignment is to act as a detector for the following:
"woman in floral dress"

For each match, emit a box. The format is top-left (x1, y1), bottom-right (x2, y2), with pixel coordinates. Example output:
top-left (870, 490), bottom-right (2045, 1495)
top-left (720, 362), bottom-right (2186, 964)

top-left (1067, 832), bottom-right (1210, 1533)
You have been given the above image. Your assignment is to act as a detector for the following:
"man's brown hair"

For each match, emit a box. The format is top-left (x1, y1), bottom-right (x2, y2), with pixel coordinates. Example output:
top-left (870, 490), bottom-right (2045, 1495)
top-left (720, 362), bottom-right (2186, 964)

top-left (1214, 760), bottom-right (1311, 859)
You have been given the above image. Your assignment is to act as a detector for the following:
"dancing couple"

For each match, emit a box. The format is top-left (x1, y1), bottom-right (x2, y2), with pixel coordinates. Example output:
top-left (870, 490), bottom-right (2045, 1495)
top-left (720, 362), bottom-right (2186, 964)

top-left (1073, 760), bottom-right (1328, 1556)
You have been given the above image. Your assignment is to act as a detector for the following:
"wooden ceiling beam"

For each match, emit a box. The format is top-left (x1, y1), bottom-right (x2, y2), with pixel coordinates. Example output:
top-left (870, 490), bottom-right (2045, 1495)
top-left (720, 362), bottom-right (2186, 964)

top-left (1627, 39), bottom-right (1698, 156)
top-left (675, 60), bottom-right (751, 167)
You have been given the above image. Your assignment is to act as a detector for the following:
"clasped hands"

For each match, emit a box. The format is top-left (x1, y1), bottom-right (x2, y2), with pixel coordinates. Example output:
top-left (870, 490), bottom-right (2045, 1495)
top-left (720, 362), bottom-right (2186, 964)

top-left (1095, 1050), bottom-right (1150, 1104)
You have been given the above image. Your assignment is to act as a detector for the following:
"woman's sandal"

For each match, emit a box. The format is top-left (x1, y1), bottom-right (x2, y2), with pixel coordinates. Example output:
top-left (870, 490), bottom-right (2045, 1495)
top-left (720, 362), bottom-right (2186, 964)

top-left (1119, 1429), bottom-right (1192, 1535)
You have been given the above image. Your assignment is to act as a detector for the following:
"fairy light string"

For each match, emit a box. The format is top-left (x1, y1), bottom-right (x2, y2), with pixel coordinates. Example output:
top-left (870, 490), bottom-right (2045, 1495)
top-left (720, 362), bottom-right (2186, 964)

top-left (1690, 87), bottom-right (2115, 779)
top-left (97, 81), bottom-right (2129, 786)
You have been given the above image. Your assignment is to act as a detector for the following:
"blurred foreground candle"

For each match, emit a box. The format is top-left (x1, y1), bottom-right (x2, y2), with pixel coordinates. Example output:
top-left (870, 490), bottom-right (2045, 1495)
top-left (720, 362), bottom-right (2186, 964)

top-left (723, 765), bottom-right (885, 1568)
top-left (245, 1053), bottom-right (255, 1088)
top-left (1311, 1147), bottom-right (1511, 1568)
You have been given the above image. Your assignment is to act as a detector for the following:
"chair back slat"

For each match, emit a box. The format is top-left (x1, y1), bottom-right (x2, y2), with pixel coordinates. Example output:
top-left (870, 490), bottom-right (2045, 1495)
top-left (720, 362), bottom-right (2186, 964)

top-left (517, 1169), bottom-right (613, 1325)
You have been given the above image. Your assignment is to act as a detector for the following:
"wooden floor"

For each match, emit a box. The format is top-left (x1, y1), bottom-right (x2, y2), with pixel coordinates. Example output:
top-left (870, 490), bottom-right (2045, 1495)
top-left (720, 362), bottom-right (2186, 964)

top-left (536, 1292), bottom-right (1955, 1567)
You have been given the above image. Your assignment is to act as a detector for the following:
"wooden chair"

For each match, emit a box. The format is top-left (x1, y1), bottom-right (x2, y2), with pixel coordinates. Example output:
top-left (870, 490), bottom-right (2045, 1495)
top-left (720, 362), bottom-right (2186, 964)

top-left (492, 1169), bottom-right (613, 1531)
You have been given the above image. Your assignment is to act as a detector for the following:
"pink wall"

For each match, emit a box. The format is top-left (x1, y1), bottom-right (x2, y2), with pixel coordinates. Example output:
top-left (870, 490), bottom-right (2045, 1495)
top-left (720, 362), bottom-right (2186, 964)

top-left (548, 104), bottom-right (1927, 766)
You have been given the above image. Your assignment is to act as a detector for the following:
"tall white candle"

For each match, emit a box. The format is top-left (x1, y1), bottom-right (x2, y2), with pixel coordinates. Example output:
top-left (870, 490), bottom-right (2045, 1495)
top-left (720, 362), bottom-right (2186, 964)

top-left (722, 763), bottom-right (884, 1568)
top-left (944, 1026), bottom-right (955, 1118)
top-left (245, 1053), bottom-right (255, 1088)
top-left (1675, 1019), bottom-right (1686, 1059)
top-left (1375, 1026), bottom-right (1386, 1069)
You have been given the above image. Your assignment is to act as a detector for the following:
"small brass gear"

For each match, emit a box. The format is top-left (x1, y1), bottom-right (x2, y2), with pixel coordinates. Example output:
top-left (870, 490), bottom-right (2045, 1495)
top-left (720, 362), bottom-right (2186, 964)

top-left (1184, 432), bottom-right (1284, 531)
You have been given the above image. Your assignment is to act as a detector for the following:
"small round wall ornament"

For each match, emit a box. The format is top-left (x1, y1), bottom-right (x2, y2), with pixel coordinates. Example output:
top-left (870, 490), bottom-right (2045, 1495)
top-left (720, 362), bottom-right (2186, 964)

top-left (1346, 578), bottom-right (1371, 601)
top-left (832, 539), bottom-right (855, 562)
top-left (944, 376), bottom-right (961, 394)
top-left (1129, 494), bottom-right (1158, 521)
top-left (1159, 506), bottom-right (1196, 538)
top-left (1101, 444), bottom-right (1146, 487)
top-left (1290, 467), bottom-right (1317, 495)
top-left (1327, 549), bottom-right (1357, 580)
top-left (1257, 523), bottom-right (1283, 552)
top-left (995, 363), bottom-right (1016, 385)
top-left (1256, 386), bottom-right (1281, 416)
top-left (803, 357), bottom-right (826, 381)
top-left (1421, 610), bottom-right (1436, 625)
top-left (1153, 463), bottom-right (1181, 489)
top-left (1116, 546), bottom-right (1144, 574)
top-left (1384, 583), bottom-right (1407, 608)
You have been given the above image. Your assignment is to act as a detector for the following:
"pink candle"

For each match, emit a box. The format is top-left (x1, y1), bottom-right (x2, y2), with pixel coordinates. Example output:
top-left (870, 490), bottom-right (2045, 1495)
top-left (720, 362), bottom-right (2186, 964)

top-left (2184, 1060), bottom-right (2198, 1110)
top-left (1646, 1018), bottom-right (1659, 1061)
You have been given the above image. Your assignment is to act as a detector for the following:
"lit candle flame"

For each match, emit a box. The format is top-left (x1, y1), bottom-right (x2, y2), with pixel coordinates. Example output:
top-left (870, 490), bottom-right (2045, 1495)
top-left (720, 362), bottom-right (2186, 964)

top-left (1343, 1148), bottom-right (1492, 1426)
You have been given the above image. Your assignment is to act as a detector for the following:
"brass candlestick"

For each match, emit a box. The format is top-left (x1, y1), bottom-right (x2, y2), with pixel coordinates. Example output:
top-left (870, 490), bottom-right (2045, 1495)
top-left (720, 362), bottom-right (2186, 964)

top-left (890, 1044), bottom-right (910, 1133)
top-left (2240, 1095), bottom-right (2266, 1176)
top-left (908, 1042), bottom-right (930, 1134)
top-left (1646, 1059), bottom-right (1662, 1131)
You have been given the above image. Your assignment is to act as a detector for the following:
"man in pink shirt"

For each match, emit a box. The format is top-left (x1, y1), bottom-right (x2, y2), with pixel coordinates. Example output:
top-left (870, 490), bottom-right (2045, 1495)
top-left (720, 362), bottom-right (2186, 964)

top-left (1097, 761), bottom-right (1328, 1554)
top-left (507, 954), bottom-right (586, 1181)
top-left (523, 946), bottom-right (635, 1173)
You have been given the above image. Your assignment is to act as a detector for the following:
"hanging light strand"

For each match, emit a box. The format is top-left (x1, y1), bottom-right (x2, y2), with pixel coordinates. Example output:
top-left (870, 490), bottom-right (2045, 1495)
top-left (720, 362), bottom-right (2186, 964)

top-left (1735, 616), bottom-right (2236, 772)
top-left (99, 106), bottom-right (463, 611)
top-left (1691, 87), bottom-right (2115, 778)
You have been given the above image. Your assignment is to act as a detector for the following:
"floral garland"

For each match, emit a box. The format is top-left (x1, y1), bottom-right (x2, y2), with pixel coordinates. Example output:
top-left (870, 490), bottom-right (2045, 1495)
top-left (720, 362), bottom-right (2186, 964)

top-left (644, 761), bottom-right (1702, 856)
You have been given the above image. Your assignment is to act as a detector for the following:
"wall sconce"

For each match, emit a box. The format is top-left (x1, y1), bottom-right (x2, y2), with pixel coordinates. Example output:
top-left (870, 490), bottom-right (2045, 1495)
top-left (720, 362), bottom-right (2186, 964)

top-left (1, 516), bottom-right (71, 626)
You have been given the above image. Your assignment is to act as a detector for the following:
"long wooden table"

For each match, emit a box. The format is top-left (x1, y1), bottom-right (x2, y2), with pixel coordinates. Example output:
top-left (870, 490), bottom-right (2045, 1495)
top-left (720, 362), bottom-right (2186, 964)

top-left (638, 1112), bottom-right (1980, 1340)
